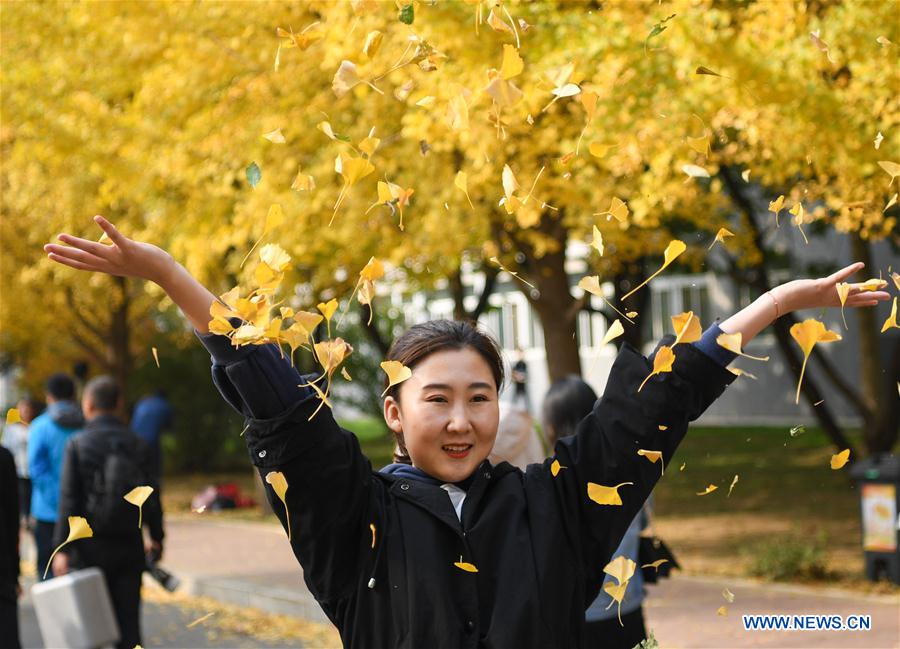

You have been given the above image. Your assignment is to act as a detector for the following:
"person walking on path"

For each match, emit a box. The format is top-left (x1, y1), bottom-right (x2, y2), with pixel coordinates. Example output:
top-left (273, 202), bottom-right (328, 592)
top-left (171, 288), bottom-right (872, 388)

top-left (510, 348), bottom-right (531, 412)
top-left (52, 375), bottom-right (164, 649)
top-left (0, 444), bottom-right (21, 649)
top-left (130, 389), bottom-right (173, 484)
top-left (28, 373), bottom-right (83, 582)
top-left (43, 216), bottom-right (889, 647)
top-left (1, 396), bottom-right (40, 529)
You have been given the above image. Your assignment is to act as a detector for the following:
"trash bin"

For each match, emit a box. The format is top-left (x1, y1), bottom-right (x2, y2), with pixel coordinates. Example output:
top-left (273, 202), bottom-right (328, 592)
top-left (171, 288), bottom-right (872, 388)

top-left (849, 454), bottom-right (900, 584)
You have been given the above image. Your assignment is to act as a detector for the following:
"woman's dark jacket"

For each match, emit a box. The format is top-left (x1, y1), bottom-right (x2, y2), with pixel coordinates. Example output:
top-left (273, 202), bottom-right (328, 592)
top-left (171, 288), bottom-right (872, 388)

top-left (198, 329), bottom-right (735, 648)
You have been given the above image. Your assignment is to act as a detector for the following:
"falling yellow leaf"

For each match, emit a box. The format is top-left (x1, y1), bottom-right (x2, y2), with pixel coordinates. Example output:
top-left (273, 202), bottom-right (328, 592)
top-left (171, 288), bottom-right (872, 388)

top-left (696, 484), bottom-right (718, 496)
top-left (490, 256), bottom-right (536, 289)
top-left (262, 128), bottom-right (286, 144)
top-left (550, 459), bottom-right (566, 477)
top-left (291, 167), bottom-right (315, 192)
top-left (789, 203), bottom-right (809, 245)
top-left (587, 481), bottom-right (633, 506)
top-left (448, 91), bottom-right (470, 131)
top-left (884, 194), bottom-right (898, 213)
top-left (728, 367), bottom-right (757, 380)
top-left (332, 60), bottom-right (381, 97)
top-left (687, 134), bottom-right (710, 156)
top-left (680, 462), bottom-right (686, 471)
top-left (836, 283), bottom-right (852, 330)
top-left (769, 195), bottom-right (785, 227)
top-left (98, 232), bottom-right (113, 245)
top-left (741, 169), bottom-right (751, 182)
top-left (877, 36), bottom-right (893, 47)
top-left (186, 612), bottom-right (216, 629)
top-left (265, 471), bottom-right (292, 540)
top-left (727, 475), bottom-right (739, 498)
top-left (370, 522), bottom-right (376, 549)
top-left (625, 311), bottom-right (638, 319)
top-left (591, 226), bottom-right (604, 256)
top-left (500, 43), bottom-right (523, 79)
top-left (622, 240), bottom-right (686, 301)
top-left (603, 581), bottom-right (629, 625)
top-left (659, 425), bottom-right (668, 431)
top-left (637, 449), bottom-right (664, 476)
top-left (455, 171), bottom-right (475, 209)
top-left (317, 299), bottom-right (339, 333)
top-left (695, 66), bottom-right (722, 76)
top-left (589, 142), bottom-right (617, 158)
top-left (578, 277), bottom-right (635, 324)
top-left (6, 408), bottom-right (21, 425)
top-left (341, 367), bottom-right (352, 381)
top-left (415, 96), bottom-right (435, 107)
top-left (45, 516), bottom-right (93, 579)
top-left (708, 228), bottom-right (734, 250)
top-left (381, 360), bottom-right (413, 397)
top-left (638, 345), bottom-right (675, 392)
top-left (716, 332), bottom-right (770, 361)
top-left (333, 153), bottom-right (376, 225)
top-left (359, 257), bottom-right (384, 282)
top-left (830, 449), bottom-right (850, 470)
top-left (601, 319), bottom-right (625, 347)
top-left (881, 298), bottom-right (898, 333)
top-left (672, 311), bottom-right (702, 345)
top-left (878, 161), bottom-right (900, 185)
top-left (596, 197), bottom-right (629, 223)
top-left (604, 555), bottom-right (637, 584)
top-left (809, 30), bottom-right (837, 63)
top-left (790, 319), bottom-right (842, 404)
top-left (682, 164), bottom-right (711, 179)
top-left (454, 556), bottom-right (479, 573)
top-left (123, 486), bottom-right (154, 529)
top-left (859, 278), bottom-right (888, 291)
top-left (723, 587), bottom-right (735, 603)
top-left (362, 30), bottom-right (383, 59)
top-left (313, 339), bottom-right (352, 376)
top-left (717, 606), bottom-right (728, 616)
top-left (892, 272), bottom-right (900, 291)
top-left (641, 559), bottom-right (669, 571)
top-left (276, 23), bottom-right (323, 51)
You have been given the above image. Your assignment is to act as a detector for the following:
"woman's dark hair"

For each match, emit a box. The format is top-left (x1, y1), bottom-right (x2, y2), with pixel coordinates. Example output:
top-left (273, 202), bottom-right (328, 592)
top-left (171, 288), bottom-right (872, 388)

top-left (384, 319), bottom-right (504, 464)
top-left (541, 375), bottom-right (598, 446)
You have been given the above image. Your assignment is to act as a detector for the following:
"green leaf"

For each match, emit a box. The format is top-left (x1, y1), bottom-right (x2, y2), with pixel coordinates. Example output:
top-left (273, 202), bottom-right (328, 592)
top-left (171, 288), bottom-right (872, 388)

top-left (246, 161), bottom-right (262, 189)
top-left (645, 14), bottom-right (676, 50)
top-left (398, 3), bottom-right (414, 25)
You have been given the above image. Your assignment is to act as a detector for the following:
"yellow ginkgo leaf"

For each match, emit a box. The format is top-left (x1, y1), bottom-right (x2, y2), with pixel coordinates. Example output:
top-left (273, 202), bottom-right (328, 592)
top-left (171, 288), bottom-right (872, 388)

top-left (448, 92), bottom-right (470, 131)
top-left (589, 142), bottom-right (616, 158)
top-left (621, 240), bottom-right (686, 301)
top-left (260, 243), bottom-right (291, 272)
top-left (884, 194), bottom-right (898, 213)
top-left (601, 320), bottom-right (624, 347)
top-left (359, 135), bottom-right (381, 158)
top-left (332, 60), bottom-right (362, 97)
top-left (595, 197), bottom-right (629, 223)
top-left (333, 153), bottom-right (376, 225)
top-left (708, 228), bottom-right (734, 250)
top-left (415, 96), bottom-right (435, 107)
top-left (741, 169), bottom-right (751, 182)
top-left (717, 606), bottom-right (728, 616)
top-left (123, 486), bottom-right (154, 529)
top-left (500, 43), bottom-right (523, 79)
top-left (362, 30), bottom-right (383, 59)
top-left (604, 555), bottom-right (637, 585)
top-left (370, 522), bottom-right (376, 549)
top-left (6, 408), bottom-right (21, 425)
top-left (727, 474), bottom-right (739, 498)
top-left (836, 283), bottom-right (852, 330)
top-left (858, 278), bottom-right (888, 291)
top-left (728, 367), bottom-right (757, 380)
top-left (381, 360), bottom-right (412, 397)
top-left (314, 339), bottom-right (352, 376)
top-left (341, 367), bottom-right (352, 382)
top-left (590, 226), bottom-right (604, 256)
top-left (659, 425), bottom-right (668, 431)
top-left (641, 559), bottom-right (669, 571)
top-left (98, 232), bottom-right (113, 245)
top-left (638, 345), bottom-right (675, 392)
top-left (809, 30), bottom-right (836, 63)
top-left (360, 257), bottom-right (384, 282)
top-left (455, 171), bottom-right (474, 209)
top-left (687, 135), bottom-right (710, 156)
top-left (291, 168), bottom-right (315, 192)
top-left (262, 128), bottom-right (286, 144)
top-left (878, 161), bottom-right (900, 185)
top-left (790, 319), bottom-right (842, 404)
top-left (892, 272), bottom-right (900, 291)
top-left (151, 347), bottom-right (160, 368)
top-left (637, 449), bottom-right (664, 476)
top-left (716, 332), bottom-right (770, 362)
top-left (550, 459), bottom-right (566, 477)
top-left (578, 277), bottom-right (635, 324)
top-left (277, 23), bottom-right (323, 51)
top-left (723, 587), bottom-right (735, 603)
top-left (45, 516), bottom-right (93, 578)
top-left (672, 311), bottom-right (702, 345)
top-left (454, 556), bottom-right (478, 573)
top-left (682, 164), bottom-right (710, 179)
top-left (882, 298), bottom-right (898, 333)
top-left (587, 481), bottom-right (633, 506)
top-left (769, 195), bottom-right (785, 227)
top-left (265, 471), bottom-right (291, 540)
top-left (696, 484), bottom-right (718, 496)
top-left (318, 299), bottom-right (339, 325)
top-left (830, 448), bottom-right (851, 470)
top-left (789, 203), bottom-right (809, 245)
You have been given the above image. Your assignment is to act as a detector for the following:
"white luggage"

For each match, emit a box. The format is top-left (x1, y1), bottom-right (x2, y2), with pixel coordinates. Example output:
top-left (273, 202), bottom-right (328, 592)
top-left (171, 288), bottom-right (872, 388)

top-left (31, 567), bottom-right (120, 649)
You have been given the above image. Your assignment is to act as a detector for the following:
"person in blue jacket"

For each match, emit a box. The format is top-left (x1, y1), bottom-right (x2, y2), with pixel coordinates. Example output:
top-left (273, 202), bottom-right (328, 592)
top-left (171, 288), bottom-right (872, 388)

top-left (28, 372), bottom-right (84, 581)
top-left (44, 216), bottom-right (888, 647)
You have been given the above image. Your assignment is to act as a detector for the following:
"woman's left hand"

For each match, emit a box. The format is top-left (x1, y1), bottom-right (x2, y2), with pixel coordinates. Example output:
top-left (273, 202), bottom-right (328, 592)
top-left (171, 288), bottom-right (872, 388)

top-left (774, 262), bottom-right (892, 315)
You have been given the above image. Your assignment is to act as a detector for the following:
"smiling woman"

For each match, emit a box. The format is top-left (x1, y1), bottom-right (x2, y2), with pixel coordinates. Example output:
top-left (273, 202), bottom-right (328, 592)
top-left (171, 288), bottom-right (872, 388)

top-left (43, 217), bottom-right (889, 649)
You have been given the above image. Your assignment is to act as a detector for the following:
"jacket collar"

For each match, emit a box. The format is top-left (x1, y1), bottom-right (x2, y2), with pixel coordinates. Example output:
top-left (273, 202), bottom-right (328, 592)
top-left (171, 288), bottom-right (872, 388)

top-left (84, 413), bottom-right (125, 432)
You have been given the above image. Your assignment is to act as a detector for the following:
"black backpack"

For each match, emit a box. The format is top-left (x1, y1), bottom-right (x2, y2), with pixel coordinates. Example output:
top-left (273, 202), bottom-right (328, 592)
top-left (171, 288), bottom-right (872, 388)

top-left (82, 437), bottom-right (146, 534)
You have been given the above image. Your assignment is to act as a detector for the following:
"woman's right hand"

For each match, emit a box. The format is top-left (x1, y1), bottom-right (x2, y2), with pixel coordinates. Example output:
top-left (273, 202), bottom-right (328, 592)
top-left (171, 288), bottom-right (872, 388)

top-left (44, 215), bottom-right (175, 285)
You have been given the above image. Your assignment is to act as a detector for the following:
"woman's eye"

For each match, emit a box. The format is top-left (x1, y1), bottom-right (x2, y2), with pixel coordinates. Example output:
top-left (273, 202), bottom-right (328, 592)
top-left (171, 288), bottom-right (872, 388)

top-left (472, 395), bottom-right (489, 402)
top-left (427, 396), bottom-right (447, 403)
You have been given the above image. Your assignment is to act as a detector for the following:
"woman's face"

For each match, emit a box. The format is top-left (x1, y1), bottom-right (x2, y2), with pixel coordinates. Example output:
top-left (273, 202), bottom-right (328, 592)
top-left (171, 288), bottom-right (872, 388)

top-left (383, 347), bottom-right (500, 483)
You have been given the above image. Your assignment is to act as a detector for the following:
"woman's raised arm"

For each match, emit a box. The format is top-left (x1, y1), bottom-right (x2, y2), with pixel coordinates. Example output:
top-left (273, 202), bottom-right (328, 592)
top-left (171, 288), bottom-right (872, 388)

top-left (44, 215), bottom-right (217, 333)
top-left (720, 262), bottom-right (890, 343)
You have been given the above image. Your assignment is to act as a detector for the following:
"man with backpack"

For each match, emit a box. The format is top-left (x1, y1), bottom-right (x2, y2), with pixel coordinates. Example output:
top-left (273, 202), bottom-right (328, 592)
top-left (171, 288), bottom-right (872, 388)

top-left (52, 375), bottom-right (164, 649)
